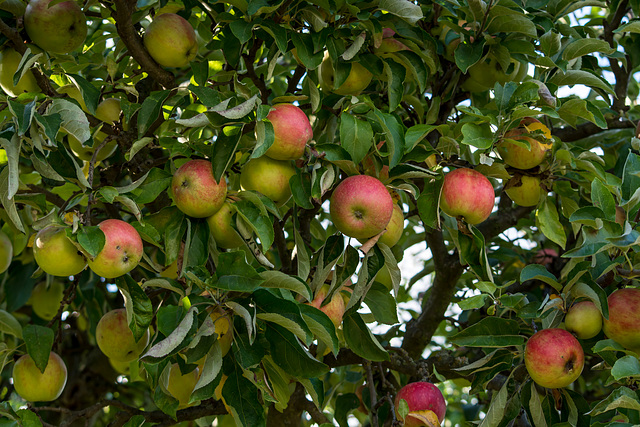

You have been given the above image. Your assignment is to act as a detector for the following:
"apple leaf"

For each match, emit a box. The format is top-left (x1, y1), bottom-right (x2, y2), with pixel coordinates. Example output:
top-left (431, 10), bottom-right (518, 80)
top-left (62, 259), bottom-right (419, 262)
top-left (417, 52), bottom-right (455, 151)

top-left (343, 311), bottom-right (389, 361)
top-left (363, 282), bottom-right (398, 324)
top-left (520, 264), bottom-right (562, 291)
top-left (266, 322), bottom-right (330, 378)
top-left (222, 367), bottom-right (266, 427)
top-left (8, 100), bottom-right (35, 136)
top-left (587, 386), bottom-right (640, 416)
top-left (0, 309), bottom-right (22, 339)
top-left (116, 275), bottom-right (153, 342)
top-left (47, 99), bottom-right (91, 144)
top-left (611, 355), bottom-right (640, 381)
top-left (143, 307), bottom-right (198, 359)
top-left (214, 251), bottom-right (264, 292)
top-left (562, 38), bottom-right (614, 61)
top-left (22, 324), bottom-right (54, 373)
top-left (16, 409), bottom-right (42, 427)
top-left (383, 59), bottom-right (406, 113)
top-left (461, 123), bottom-right (493, 149)
top-left (536, 197), bottom-right (567, 249)
top-left (340, 113), bottom-right (373, 165)
top-left (137, 90), bottom-right (171, 138)
top-left (67, 74), bottom-right (100, 115)
top-left (299, 303), bottom-right (339, 355)
top-left (526, 382), bottom-right (548, 427)
top-left (77, 225), bottom-right (105, 258)
top-left (334, 393), bottom-right (360, 427)
top-left (450, 317), bottom-right (523, 347)
top-left (378, 0), bottom-right (423, 24)
top-left (153, 382), bottom-right (179, 420)
top-left (193, 340), bottom-right (222, 392)
top-left (260, 270), bottom-right (312, 302)
top-left (591, 178), bottom-right (616, 220)
top-left (0, 133), bottom-right (20, 200)
top-left (234, 199), bottom-right (274, 252)
top-left (262, 356), bottom-right (292, 411)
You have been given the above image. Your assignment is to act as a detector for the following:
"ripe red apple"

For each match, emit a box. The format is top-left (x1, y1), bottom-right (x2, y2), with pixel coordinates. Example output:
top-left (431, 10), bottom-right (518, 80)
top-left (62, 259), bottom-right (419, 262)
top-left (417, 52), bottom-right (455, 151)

top-left (96, 308), bottom-right (150, 362)
top-left (524, 328), bottom-right (584, 388)
top-left (143, 13), bottom-right (197, 68)
top-left (264, 104), bottom-right (313, 160)
top-left (12, 352), bottom-right (67, 402)
top-left (602, 288), bottom-right (640, 352)
top-left (240, 156), bottom-right (296, 204)
top-left (87, 219), bottom-right (143, 279)
top-left (439, 168), bottom-right (494, 224)
top-left (206, 202), bottom-right (244, 249)
top-left (0, 229), bottom-right (13, 273)
top-left (171, 159), bottom-right (227, 218)
top-left (533, 248), bottom-right (558, 267)
top-left (378, 203), bottom-right (404, 247)
top-left (505, 175), bottom-right (544, 207)
top-left (307, 284), bottom-right (346, 328)
top-left (33, 225), bottom-right (87, 276)
top-left (394, 382), bottom-right (447, 426)
top-left (565, 301), bottom-right (602, 340)
top-left (24, 0), bottom-right (87, 54)
top-left (330, 175), bottom-right (393, 240)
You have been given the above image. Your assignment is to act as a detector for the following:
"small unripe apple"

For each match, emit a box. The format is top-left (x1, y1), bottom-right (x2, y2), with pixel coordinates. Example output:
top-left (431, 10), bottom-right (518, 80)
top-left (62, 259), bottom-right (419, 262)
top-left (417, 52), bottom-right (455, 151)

top-left (167, 363), bottom-right (199, 409)
top-left (264, 104), bottom-right (313, 160)
top-left (602, 288), bottom-right (640, 351)
top-left (565, 301), bottom-right (602, 340)
top-left (240, 156), bottom-right (296, 204)
top-left (330, 175), bottom-right (394, 240)
top-left (24, 0), bottom-right (87, 54)
top-left (378, 203), bottom-right (404, 247)
top-left (12, 352), bottom-right (67, 402)
top-left (505, 175), bottom-right (543, 207)
top-left (96, 308), bottom-right (150, 362)
top-left (524, 328), bottom-right (584, 388)
top-left (206, 202), bottom-right (244, 249)
top-left (319, 53), bottom-right (373, 96)
top-left (0, 229), bottom-right (13, 273)
top-left (440, 168), bottom-right (494, 224)
top-left (87, 219), bottom-right (143, 279)
top-left (171, 159), bottom-right (227, 218)
top-left (144, 13), bottom-right (198, 68)
top-left (30, 281), bottom-right (64, 320)
top-left (307, 285), bottom-right (346, 328)
top-left (0, 48), bottom-right (41, 97)
top-left (394, 382), bottom-right (447, 426)
top-left (33, 225), bottom-right (87, 277)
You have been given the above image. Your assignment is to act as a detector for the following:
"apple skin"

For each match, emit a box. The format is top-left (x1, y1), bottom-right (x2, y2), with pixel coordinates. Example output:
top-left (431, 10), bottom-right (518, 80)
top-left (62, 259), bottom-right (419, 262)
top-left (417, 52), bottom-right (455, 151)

top-left (31, 281), bottom-right (64, 320)
top-left (96, 308), bottom-right (150, 362)
top-left (496, 128), bottom-right (551, 170)
top-left (33, 225), bottom-right (87, 277)
top-left (374, 29), bottom-right (410, 54)
top-left (207, 202), bottom-right (244, 249)
top-left (24, 0), bottom-right (87, 54)
top-left (565, 301), bottom-right (602, 340)
top-left (330, 175), bottom-right (394, 240)
top-left (13, 352), bottom-right (67, 402)
top-left (68, 134), bottom-right (118, 162)
top-left (440, 168), bottom-right (494, 225)
top-left (307, 284), bottom-right (346, 328)
top-left (378, 203), bottom-right (404, 247)
top-left (505, 175), bottom-right (543, 207)
top-left (209, 307), bottom-right (233, 357)
top-left (524, 328), bottom-right (584, 389)
top-left (533, 248), bottom-right (558, 267)
top-left (0, 229), bottom-right (13, 273)
top-left (0, 48), bottom-right (41, 97)
top-left (240, 156), bottom-right (296, 204)
top-left (167, 363), bottom-right (199, 409)
top-left (602, 288), bottom-right (640, 351)
top-left (172, 159), bottom-right (227, 218)
top-left (264, 104), bottom-right (313, 160)
top-left (319, 53), bottom-right (373, 96)
top-left (394, 382), bottom-right (447, 426)
top-left (144, 13), bottom-right (198, 68)
top-left (87, 219), bottom-right (143, 279)
top-left (463, 56), bottom-right (527, 92)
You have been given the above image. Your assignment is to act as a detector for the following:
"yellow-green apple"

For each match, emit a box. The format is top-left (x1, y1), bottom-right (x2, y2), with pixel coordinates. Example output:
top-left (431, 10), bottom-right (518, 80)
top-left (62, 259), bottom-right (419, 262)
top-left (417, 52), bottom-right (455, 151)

top-left (240, 156), bottom-right (296, 204)
top-left (68, 98), bottom-right (123, 161)
top-left (211, 307), bottom-right (234, 357)
top-left (87, 219), bottom-right (143, 279)
top-left (30, 281), bottom-right (64, 320)
top-left (463, 56), bottom-right (527, 92)
top-left (58, 84), bottom-right (88, 112)
top-left (264, 104), bottom-right (313, 160)
top-left (565, 301), bottom-right (602, 340)
top-left (378, 203), bottom-right (404, 247)
top-left (167, 363), bottom-right (199, 408)
top-left (12, 352), bottom-right (67, 402)
top-left (496, 119), bottom-right (552, 170)
top-left (319, 53), bottom-right (373, 96)
top-left (439, 168), bottom-right (494, 224)
top-left (394, 382), bottom-right (447, 426)
top-left (307, 284), bottom-right (346, 328)
top-left (33, 225), bottom-right (87, 276)
top-left (171, 159), bottom-right (227, 218)
top-left (374, 28), bottom-right (410, 54)
top-left (602, 288), bottom-right (640, 351)
top-left (96, 308), bottom-right (150, 362)
top-left (330, 175), bottom-right (393, 239)
top-left (24, 0), bottom-right (87, 54)
top-left (0, 48), bottom-right (41, 97)
top-left (0, 229), bottom-right (12, 273)
top-left (505, 175), bottom-right (543, 207)
top-left (143, 13), bottom-right (197, 68)
top-left (524, 328), bottom-right (584, 388)
top-left (206, 202), bottom-right (244, 249)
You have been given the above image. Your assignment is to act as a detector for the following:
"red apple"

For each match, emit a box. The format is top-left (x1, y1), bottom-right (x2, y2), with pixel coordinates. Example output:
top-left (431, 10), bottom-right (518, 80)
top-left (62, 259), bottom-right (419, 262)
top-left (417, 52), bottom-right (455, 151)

top-left (264, 104), bottom-right (313, 160)
top-left (565, 301), bottom-right (602, 340)
top-left (171, 159), bottom-right (227, 218)
top-left (394, 382), bottom-right (447, 426)
top-left (533, 248), bottom-right (557, 267)
top-left (524, 328), bottom-right (584, 388)
top-left (602, 288), bottom-right (640, 352)
top-left (439, 168), bottom-right (494, 224)
top-left (330, 175), bottom-right (393, 240)
top-left (374, 28), bottom-right (410, 54)
top-left (87, 219), bottom-right (143, 279)
top-left (307, 284), bottom-right (346, 328)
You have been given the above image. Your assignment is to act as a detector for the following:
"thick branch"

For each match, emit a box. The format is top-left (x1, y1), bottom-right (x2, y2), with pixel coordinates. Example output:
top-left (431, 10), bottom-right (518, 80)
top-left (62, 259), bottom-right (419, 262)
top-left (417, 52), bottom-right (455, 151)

top-left (552, 116), bottom-right (635, 142)
top-left (603, 0), bottom-right (631, 112)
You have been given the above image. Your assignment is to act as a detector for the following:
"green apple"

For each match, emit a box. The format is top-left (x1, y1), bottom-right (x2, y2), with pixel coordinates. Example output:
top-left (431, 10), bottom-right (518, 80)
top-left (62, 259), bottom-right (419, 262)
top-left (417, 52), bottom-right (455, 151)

top-left (171, 159), bottom-right (227, 218)
top-left (206, 202), bottom-right (244, 249)
top-left (463, 56), bottom-right (527, 92)
top-left (12, 352), bottom-right (67, 402)
top-left (167, 363), bottom-right (199, 409)
top-left (31, 281), bottom-right (64, 320)
top-left (0, 229), bottom-right (13, 273)
top-left (24, 0), bottom-right (87, 54)
top-left (565, 301), bottom-right (602, 340)
top-left (87, 219), bottom-right (143, 279)
top-left (0, 48), bottom-right (41, 97)
top-left (524, 328), bottom-right (584, 388)
top-left (440, 168), bottom-right (495, 224)
top-left (504, 175), bottom-right (543, 207)
top-left (96, 308), bottom-right (150, 362)
top-left (319, 53), bottom-right (373, 96)
top-left (378, 203), bottom-right (404, 247)
top-left (67, 134), bottom-right (118, 162)
top-left (33, 225), bottom-right (87, 276)
top-left (144, 13), bottom-right (198, 68)
top-left (209, 307), bottom-right (233, 357)
top-left (264, 104), bottom-right (313, 160)
top-left (240, 156), bottom-right (296, 204)
top-left (58, 84), bottom-right (88, 112)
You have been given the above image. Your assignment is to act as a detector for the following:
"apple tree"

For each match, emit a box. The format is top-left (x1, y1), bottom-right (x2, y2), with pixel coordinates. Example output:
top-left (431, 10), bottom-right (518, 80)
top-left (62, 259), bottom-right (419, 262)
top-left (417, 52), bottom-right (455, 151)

top-left (1, 0), bottom-right (640, 425)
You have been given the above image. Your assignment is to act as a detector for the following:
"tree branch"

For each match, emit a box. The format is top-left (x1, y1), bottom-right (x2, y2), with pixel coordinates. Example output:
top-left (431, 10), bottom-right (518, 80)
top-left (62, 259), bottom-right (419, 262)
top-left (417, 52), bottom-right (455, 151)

top-left (552, 116), bottom-right (635, 142)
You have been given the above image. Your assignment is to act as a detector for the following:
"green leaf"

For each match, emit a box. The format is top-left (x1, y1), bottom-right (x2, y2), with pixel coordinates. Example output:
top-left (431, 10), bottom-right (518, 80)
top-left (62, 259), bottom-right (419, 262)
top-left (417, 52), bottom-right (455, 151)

top-left (232, 321), bottom-right (265, 368)
top-left (214, 251), bottom-right (264, 292)
top-left (461, 122), bottom-right (493, 149)
top-left (22, 325), bottom-right (54, 373)
top-left (67, 74), bottom-right (100, 115)
top-left (549, 70), bottom-right (615, 96)
top-left (16, 409), bottom-right (43, 427)
top-left (587, 386), bottom-right (640, 415)
top-left (536, 197), bottom-right (567, 249)
top-left (450, 317), bottom-right (524, 347)
top-left (591, 179), bottom-right (616, 220)
top-left (47, 99), bottom-right (91, 144)
top-left (298, 303), bottom-right (339, 355)
top-left (455, 42), bottom-right (484, 73)
top-left (417, 177), bottom-right (443, 230)
top-left (363, 282), bottom-right (398, 324)
top-left (383, 58), bottom-right (406, 112)
top-left (265, 323), bottom-right (330, 378)
top-left (342, 311), bottom-right (389, 361)
top-left (369, 109), bottom-right (405, 168)
top-left (144, 307), bottom-right (197, 359)
top-left (458, 294), bottom-right (490, 310)
top-left (229, 19), bottom-right (253, 44)
top-left (520, 264), bottom-right (562, 291)
top-left (611, 355), bottom-right (640, 380)
top-left (0, 309), bottom-right (22, 339)
top-left (562, 38), bottom-right (615, 61)
top-left (335, 393), bottom-right (360, 427)
top-left (116, 275), bottom-right (153, 342)
top-left (527, 381), bottom-right (548, 427)
top-left (378, 0), bottom-right (423, 24)
top-left (260, 270), bottom-right (312, 301)
top-left (8, 100), bottom-right (35, 136)
top-left (340, 113), bottom-right (373, 165)
top-left (486, 14), bottom-right (537, 38)
top-left (77, 225), bottom-right (105, 258)
top-left (222, 367), bottom-right (266, 427)
top-left (0, 134), bottom-right (20, 200)
top-left (137, 90), bottom-right (171, 138)
top-left (235, 199), bottom-right (274, 251)
top-left (479, 375), bottom-right (509, 427)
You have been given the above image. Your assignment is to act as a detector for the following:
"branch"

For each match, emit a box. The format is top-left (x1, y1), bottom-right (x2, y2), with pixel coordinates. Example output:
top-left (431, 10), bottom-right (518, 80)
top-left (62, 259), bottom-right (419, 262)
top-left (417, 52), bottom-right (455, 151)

top-left (603, 0), bottom-right (631, 112)
top-left (242, 40), bottom-right (270, 104)
top-left (552, 116), bottom-right (635, 142)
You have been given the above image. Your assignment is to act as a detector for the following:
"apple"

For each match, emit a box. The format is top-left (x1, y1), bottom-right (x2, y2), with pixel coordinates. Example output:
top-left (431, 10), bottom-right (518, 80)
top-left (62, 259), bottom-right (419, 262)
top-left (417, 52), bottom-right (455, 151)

top-left (209, 307), bottom-right (234, 357)
top-left (166, 363), bottom-right (199, 409)
top-left (394, 382), bottom-right (447, 426)
top-left (533, 248), bottom-right (558, 267)
top-left (0, 229), bottom-right (13, 273)
top-left (87, 219), bottom-right (143, 279)
top-left (378, 203), bottom-right (404, 247)
top-left (30, 281), bottom-right (64, 320)
top-left (319, 53), bottom-right (373, 96)
top-left (602, 288), bottom-right (640, 351)
top-left (307, 284), bottom-right (346, 328)
top-left (524, 328), bottom-right (584, 388)
top-left (439, 168), bottom-right (495, 225)
top-left (264, 104), bottom-right (313, 160)
top-left (68, 134), bottom-right (118, 162)
top-left (0, 48), bottom-right (41, 97)
top-left (496, 119), bottom-right (552, 170)
top-left (329, 175), bottom-right (394, 240)
top-left (505, 175), bottom-right (543, 207)
top-left (565, 301), bottom-right (602, 340)
top-left (171, 159), bottom-right (227, 218)
top-left (143, 13), bottom-right (198, 68)
top-left (463, 56), bottom-right (527, 92)
top-left (12, 351), bottom-right (67, 402)
top-left (96, 308), bottom-right (150, 362)
top-left (374, 28), bottom-right (410, 54)
top-left (33, 225), bottom-right (87, 276)
top-left (206, 202), bottom-right (244, 249)
top-left (24, 0), bottom-right (87, 54)
top-left (240, 156), bottom-right (296, 204)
